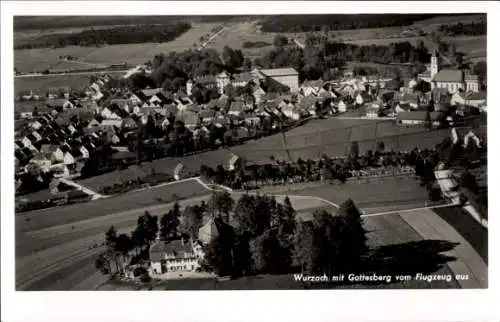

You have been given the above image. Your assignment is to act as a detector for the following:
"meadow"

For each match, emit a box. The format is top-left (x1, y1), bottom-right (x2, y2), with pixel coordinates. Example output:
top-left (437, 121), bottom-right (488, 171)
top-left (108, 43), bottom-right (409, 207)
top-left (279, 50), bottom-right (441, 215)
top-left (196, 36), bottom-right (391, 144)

top-left (14, 23), bottom-right (220, 73)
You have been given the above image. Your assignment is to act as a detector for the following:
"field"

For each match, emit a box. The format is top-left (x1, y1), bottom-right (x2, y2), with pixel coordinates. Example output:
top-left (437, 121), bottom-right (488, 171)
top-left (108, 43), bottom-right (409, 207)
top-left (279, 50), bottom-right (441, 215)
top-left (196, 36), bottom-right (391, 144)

top-left (264, 176), bottom-right (430, 212)
top-left (14, 23), bottom-right (220, 73)
top-left (15, 73), bottom-right (102, 95)
top-left (230, 118), bottom-right (452, 162)
top-left (73, 118), bottom-right (452, 192)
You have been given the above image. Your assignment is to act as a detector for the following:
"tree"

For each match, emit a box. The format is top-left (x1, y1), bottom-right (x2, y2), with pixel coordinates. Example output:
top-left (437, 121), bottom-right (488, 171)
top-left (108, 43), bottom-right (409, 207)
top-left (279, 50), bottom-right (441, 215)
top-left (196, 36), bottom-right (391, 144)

top-left (249, 228), bottom-right (289, 274)
top-left (273, 35), bottom-right (289, 47)
top-left (179, 205), bottom-right (204, 239)
top-left (32, 106), bottom-right (39, 117)
top-left (160, 202), bottom-right (180, 240)
top-left (336, 199), bottom-right (367, 268)
top-left (209, 191), bottom-right (235, 221)
top-left (292, 221), bottom-right (319, 275)
top-left (349, 141), bottom-right (360, 159)
top-left (424, 110), bottom-right (432, 130)
top-left (105, 226), bottom-right (118, 250)
top-left (202, 234), bottom-right (234, 277)
top-left (376, 141), bottom-right (385, 154)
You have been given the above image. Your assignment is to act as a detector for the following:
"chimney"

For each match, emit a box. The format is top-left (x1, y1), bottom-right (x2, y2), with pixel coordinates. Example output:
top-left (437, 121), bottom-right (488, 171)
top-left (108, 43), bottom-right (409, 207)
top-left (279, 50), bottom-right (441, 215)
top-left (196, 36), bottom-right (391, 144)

top-left (181, 237), bottom-right (185, 246)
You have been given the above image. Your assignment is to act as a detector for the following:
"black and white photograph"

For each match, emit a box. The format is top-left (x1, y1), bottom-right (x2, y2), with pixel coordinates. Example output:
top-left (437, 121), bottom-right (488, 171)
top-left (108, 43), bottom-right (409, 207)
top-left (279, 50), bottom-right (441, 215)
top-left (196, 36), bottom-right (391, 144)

top-left (2, 1), bottom-right (499, 321)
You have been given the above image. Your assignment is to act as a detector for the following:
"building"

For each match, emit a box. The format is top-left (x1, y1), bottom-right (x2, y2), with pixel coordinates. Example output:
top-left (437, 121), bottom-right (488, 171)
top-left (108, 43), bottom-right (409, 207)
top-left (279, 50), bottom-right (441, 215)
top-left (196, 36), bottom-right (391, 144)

top-left (418, 49), bottom-right (480, 93)
top-left (450, 91), bottom-right (487, 107)
top-left (188, 67), bottom-right (299, 96)
top-left (149, 239), bottom-right (202, 275)
top-left (397, 111), bottom-right (441, 127)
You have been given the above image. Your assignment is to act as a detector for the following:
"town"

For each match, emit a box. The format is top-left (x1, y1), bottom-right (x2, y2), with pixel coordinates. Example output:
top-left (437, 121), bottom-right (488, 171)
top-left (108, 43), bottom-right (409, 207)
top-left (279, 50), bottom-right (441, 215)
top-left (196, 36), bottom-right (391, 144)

top-left (13, 13), bottom-right (487, 291)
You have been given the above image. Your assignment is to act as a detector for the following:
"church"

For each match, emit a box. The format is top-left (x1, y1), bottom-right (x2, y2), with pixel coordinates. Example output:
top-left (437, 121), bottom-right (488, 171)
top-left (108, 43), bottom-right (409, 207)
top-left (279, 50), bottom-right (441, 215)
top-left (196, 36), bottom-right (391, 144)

top-left (418, 49), bottom-right (480, 93)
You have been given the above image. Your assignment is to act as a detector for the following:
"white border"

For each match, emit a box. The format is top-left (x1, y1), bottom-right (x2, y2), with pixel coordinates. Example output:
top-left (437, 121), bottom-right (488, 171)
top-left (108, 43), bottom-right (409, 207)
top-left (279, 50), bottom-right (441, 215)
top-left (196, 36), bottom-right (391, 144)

top-left (2, 2), bottom-right (499, 322)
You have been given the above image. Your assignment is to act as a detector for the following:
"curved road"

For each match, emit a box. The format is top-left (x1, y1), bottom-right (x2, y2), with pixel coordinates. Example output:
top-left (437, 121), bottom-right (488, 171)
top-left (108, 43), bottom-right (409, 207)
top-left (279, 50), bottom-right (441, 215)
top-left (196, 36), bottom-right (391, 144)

top-left (15, 178), bottom-right (486, 290)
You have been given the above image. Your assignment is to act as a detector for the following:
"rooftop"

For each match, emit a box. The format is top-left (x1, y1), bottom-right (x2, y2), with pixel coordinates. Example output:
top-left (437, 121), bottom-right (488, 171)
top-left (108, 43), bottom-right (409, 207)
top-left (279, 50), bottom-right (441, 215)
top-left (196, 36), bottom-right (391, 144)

top-left (432, 69), bottom-right (463, 83)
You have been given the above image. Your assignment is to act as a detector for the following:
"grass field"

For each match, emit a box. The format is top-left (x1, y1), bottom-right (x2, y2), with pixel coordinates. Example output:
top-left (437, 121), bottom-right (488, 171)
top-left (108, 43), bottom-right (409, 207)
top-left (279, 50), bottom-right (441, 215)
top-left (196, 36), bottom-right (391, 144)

top-left (14, 23), bottom-right (219, 73)
top-left (230, 118), bottom-right (451, 162)
top-left (74, 118), bottom-right (452, 192)
top-left (14, 70), bottom-right (125, 95)
top-left (276, 176), bottom-right (429, 210)
top-left (16, 179), bottom-right (209, 233)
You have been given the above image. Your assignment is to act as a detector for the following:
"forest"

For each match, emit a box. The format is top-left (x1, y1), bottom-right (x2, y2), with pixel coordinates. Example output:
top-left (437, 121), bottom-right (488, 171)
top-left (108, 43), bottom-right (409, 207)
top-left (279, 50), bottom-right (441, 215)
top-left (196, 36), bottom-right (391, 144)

top-left (15, 22), bottom-right (192, 49)
top-left (438, 21), bottom-right (486, 36)
top-left (259, 14), bottom-right (449, 33)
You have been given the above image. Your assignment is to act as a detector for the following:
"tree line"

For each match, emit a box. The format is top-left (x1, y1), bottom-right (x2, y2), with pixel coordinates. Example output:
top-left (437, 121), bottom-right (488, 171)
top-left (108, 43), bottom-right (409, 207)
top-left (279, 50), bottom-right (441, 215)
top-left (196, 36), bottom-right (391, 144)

top-left (438, 21), bottom-right (486, 36)
top-left (15, 22), bottom-right (191, 49)
top-left (258, 14), bottom-right (446, 33)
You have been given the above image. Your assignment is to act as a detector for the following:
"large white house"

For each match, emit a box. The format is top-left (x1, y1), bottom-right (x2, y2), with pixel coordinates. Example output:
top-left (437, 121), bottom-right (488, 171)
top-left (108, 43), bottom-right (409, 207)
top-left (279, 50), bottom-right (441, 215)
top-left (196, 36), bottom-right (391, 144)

top-left (149, 239), bottom-right (203, 276)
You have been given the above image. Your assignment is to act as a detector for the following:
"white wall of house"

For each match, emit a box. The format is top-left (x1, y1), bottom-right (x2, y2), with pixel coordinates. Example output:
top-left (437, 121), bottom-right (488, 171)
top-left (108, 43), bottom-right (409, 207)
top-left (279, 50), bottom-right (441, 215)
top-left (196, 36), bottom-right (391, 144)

top-left (63, 152), bottom-right (75, 165)
top-left (338, 101), bottom-right (346, 113)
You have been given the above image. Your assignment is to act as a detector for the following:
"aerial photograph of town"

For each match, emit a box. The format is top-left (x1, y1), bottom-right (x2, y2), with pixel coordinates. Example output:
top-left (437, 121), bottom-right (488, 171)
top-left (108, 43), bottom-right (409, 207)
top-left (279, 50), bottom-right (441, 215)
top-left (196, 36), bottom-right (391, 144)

top-left (13, 12), bottom-right (488, 291)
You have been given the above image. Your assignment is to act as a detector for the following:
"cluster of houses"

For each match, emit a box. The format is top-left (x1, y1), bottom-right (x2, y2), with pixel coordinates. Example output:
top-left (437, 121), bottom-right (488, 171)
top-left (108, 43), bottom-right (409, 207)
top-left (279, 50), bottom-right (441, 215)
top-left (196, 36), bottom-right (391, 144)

top-left (15, 61), bottom-right (487, 191)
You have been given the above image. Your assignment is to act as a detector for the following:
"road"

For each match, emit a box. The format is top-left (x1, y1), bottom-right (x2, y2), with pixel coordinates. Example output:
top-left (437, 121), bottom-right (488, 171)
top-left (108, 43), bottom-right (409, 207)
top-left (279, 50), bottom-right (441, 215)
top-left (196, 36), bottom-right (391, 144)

top-left (16, 178), bottom-right (486, 290)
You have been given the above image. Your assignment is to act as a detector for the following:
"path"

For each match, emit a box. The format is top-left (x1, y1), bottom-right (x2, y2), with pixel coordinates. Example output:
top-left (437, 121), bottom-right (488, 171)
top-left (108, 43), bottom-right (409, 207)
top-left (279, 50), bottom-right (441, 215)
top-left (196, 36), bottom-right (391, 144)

top-left (58, 177), bottom-right (105, 200)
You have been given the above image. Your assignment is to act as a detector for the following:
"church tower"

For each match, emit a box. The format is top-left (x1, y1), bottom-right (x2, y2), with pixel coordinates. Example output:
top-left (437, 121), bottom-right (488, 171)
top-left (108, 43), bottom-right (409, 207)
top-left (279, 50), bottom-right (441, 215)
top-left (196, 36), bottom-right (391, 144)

top-left (430, 47), bottom-right (439, 80)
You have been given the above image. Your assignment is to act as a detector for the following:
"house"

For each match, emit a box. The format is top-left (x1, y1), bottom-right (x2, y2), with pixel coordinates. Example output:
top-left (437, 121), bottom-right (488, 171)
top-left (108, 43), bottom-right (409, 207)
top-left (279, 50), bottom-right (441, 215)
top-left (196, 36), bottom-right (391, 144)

top-left (451, 91), bottom-right (487, 107)
top-left (20, 112), bottom-right (33, 119)
top-left (149, 239), bottom-right (202, 276)
top-left (228, 101), bottom-right (245, 116)
top-left (199, 110), bottom-right (215, 124)
top-left (242, 113), bottom-right (261, 126)
top-left (29, 120), bottom-right (43, 130)
top-left (50, 164), bottom-right (70, 178)
top-left (399, 92), bottom-right (419, 109)
top-left (281, 104), bottom-right (301, 120)
top-left (395, 103), bottom-right (410, 115)
top-left (121, 117), bottom-right (138, 130)
top-left (252, 67), bottom-right (300, 92)
top-left (337, 100), bottom-right (347, 113)
top-left (366, 106), bottom-right (379, 119)
top-left (29, 153), bottom-right (52, 171)
top-left (253, 86), bottom-right (267, 105)
top-left (198, 217), bottom-right (233, 245)
top-left (397, 111), bottom-right (441, 127)
top-left (101, 119), bottom-right (123, 128)
top-left (87, 118), bottom-right (101, 128)
top-left (101, 107), bottom-right (122, 120)
top-left (40, 145), bottom-right (65, 163)
top-left (173, 163), bottom-right (186, 181)
top-left (300, 79), bottom-right (324, 96)
top-left (228, 154), bottom-right (245, 171)
top-left (177, 111), bottom-right (200, 130)
top-left (355, 92), bottom-right (371, 106)
top-left (63, 151), bottom-right (76, 165)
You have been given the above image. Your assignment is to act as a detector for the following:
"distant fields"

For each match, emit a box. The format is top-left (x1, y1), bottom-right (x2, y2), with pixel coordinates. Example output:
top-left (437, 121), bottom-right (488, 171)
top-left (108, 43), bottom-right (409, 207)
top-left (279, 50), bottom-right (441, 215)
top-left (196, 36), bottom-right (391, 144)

top-left (14, 70), bottom-right (126, 96)
top-left (14, 23), bottom-right (219, 73)
top-left (14, 14), bottom-right (486, 74)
